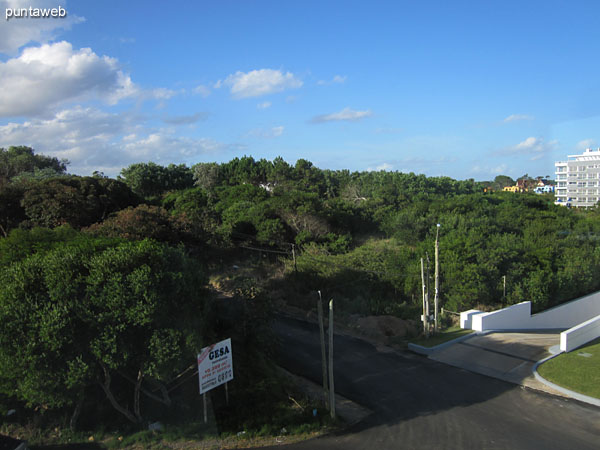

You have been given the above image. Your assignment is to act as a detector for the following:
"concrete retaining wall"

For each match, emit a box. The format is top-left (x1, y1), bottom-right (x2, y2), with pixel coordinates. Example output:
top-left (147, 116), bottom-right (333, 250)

top-left (560, 314), bottom-right (600, 352)
top-left (460, 309), bottom-right (482, 329)
top-left (462, 290), bottom-right (600, 332)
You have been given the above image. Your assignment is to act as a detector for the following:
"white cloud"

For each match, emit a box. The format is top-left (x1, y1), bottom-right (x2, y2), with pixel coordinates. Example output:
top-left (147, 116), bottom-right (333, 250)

top-left (0, 106), bottom-right (233, 176)
top-left (244, 125), bottom-right (284, 139)
top-left (215, 69), bottom-right (302, 99)
top-left (0, 41), bottom-right (138, 117)
top-left (162, 112), bottom-right (208, 125)
top-left (193, 84), bottom-right (211, 97)
top-left (366, 162), bottom-right (393, 171)
top-left (505, 136), bottom-right (558, 160)
top-left (503, 114), bottom-right (534, 123)
top-left (317, 74), bottom-right (347, 86)
top-left (470, 164), bottom-right (509, 175)
top-left (311, 107), bottom-right (373, 123)
top-left (0, 0), bottom-right (85, 54)
top-left (149, 88), bottom-right (177, 100)
top-left (576, 139), bottom-right (597, 150)
top-left (257, 101), bottom-right (272, 109)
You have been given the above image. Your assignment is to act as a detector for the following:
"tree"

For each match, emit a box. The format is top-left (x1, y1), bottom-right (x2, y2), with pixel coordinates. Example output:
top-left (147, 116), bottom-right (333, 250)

top-left (0, 146), bottom-right (68, 187)
top-left (192, 162), bottom-right (221, 192)
top-left (20, 177), bottom-right (138, 229)
top-left (119, 162), bottom-right (194, 198)
top-left (0, 183), bottom-right (27, 237)
top-left (0, 238), bottom-right (209, 427)
top-left (493, 175), bottom-right (515, 190)
top-left (85, 204), bottom-right (191, 244)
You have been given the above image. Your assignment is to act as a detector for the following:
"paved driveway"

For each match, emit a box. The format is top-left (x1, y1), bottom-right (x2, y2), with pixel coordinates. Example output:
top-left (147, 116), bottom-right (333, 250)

top-left (271, 317), bottom-right (600, 449)
top-left (429, 331), bottom-right (563, 394)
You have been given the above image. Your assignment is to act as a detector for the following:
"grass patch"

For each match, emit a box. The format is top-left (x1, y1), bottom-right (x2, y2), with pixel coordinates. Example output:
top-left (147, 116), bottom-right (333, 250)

top-left (410, 326), bottom-right (473, 348)
top-left (538, 337), bottom-right (600, 399)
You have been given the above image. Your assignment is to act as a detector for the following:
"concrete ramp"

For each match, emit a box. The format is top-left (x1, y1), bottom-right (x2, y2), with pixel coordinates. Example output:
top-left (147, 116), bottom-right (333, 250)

top-left (429, 332), bottom-right (565, 395)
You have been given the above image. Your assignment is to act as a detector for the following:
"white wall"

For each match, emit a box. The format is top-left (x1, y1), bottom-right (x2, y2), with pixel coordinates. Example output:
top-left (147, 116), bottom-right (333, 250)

top-left (463, 290), bottom-right (600, 332)
top-left (460, 309), bottom-right (482, 329)
top-left (470, 302), bottom-right (532, 331)
top-left (560, 314), bottom-right (600, 352)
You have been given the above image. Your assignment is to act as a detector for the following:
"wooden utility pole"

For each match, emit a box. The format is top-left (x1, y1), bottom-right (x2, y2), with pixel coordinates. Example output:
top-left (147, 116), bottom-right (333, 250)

top-left (426, 252), bottom-right (430, 323)
top-left (317, 291), bottom-right (328, 408)
top-left (421, 258), bottom-right (429, 338)
top-left (328, 299), bottom-right (335, 419)
top-left (291, 244), bottom-right (297, 273)
top-left (434, 224), bottom-right (440, 333)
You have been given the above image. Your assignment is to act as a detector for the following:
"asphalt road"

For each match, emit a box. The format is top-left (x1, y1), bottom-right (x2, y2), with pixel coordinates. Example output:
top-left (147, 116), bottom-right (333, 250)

top-left (271, 316), bottom-right (600, 450)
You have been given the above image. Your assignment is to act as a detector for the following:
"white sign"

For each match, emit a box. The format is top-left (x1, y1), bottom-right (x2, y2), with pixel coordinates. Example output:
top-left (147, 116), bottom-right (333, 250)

top-left (198, 338), bottom-right (233, 394)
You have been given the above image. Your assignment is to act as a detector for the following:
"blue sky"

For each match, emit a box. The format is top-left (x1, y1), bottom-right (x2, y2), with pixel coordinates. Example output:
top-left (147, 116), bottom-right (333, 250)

top-left (1, 0), bottom-right (600, 180)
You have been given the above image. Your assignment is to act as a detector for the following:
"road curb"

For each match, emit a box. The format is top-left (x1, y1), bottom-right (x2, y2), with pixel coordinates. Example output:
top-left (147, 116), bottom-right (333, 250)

top-left (277, 366), bottom-right (373, 427)
top-left (532, 353), bottom-right (600, 408)
top-left (408, 330), bottom-right (486, 355)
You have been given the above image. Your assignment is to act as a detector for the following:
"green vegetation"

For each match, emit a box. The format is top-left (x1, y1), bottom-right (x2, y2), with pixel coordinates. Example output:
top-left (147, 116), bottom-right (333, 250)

top-left (538, 338), bottom-right (600, 399)
top-left (410, 327), bottom-right (474, 348)
top-left (2, 146), bottom-right (600, 444)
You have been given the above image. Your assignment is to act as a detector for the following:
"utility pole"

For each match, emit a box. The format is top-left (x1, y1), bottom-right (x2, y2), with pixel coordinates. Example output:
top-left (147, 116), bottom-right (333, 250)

top-left (291, 244), bottom-right (297, 273)
top-left (503, 275), bottom-right (506, 304)
top-left (421, 258), bottom-right (429, 338)
top-left (328, 299), bottom-right (335, 419)
top-left (317, 291), bottom-right (328, 409)
top-left (434, 224), bottom-right (440, 333)
top-left (426, 252), bottom-right (430, 324)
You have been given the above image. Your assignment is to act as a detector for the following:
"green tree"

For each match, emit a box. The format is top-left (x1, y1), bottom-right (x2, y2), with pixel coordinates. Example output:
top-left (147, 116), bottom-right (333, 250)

top-left (20, 177), bottom-right (138, 229)
top-left (0, 238), bottom-right (209, 427)
top-left (119, 162), bottom-right (194, 198)
top-left (0, 146), bottom-right (68, 187)
top-left (85, 204), bottom-right (192, 244)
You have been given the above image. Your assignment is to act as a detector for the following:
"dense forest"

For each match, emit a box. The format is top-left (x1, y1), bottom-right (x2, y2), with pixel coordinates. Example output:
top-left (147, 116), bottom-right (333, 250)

top-left (1, 145), bottom-right (600, 434)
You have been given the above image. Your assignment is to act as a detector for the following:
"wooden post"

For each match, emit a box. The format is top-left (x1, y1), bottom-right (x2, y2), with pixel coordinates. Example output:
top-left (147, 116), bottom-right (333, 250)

top-left (292, 244), bottom-right (297, 273)
top-left (203, 393), bottom-right (207, 424)
top-left (317, 291), bottom-right (329, 408)
top-left (225, 382), bottom-right (229, 406)
top-left (421, 258), bottom-right (429, 338)
top-left (328, 299), bottom-right (335, 419)
top-left (434, 224), bottom-right (440, 333)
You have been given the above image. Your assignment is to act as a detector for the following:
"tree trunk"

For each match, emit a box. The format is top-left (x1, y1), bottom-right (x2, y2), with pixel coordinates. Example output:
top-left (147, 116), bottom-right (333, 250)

top-left (69, 394), bottom-right (84, 431)
top-left (133, 369), bottom-right (143, 423)
top-left (117, 370), bottom-right (172, 406)
top-left (99, 363), bottom-right (141, 424)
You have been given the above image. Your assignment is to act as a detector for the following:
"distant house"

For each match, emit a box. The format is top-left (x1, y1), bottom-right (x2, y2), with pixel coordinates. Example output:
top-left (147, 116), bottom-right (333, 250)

top-left (503, 177), bottom-right (542, 193)
top-left (503, 185), bottom-right (522, 193)
top-left (534, 185), bottom-right (555, 194)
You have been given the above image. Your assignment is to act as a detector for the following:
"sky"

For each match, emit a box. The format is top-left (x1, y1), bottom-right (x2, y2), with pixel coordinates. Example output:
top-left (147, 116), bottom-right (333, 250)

top-left (1, 0), bottom-right (600, 180)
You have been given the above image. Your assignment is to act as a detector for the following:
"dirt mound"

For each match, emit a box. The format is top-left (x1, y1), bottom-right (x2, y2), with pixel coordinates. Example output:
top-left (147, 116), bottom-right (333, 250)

top-left (356, 315), bottom-right (416, 340)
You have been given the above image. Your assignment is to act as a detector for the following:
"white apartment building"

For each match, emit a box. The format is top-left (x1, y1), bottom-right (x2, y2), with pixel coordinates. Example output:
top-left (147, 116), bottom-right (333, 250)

top-left (555, 148), bottom-right (600, 207)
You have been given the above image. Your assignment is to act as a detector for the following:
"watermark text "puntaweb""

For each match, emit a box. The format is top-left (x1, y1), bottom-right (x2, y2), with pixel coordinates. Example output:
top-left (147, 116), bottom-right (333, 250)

top-left (6, 6), bottom-right (67, 21)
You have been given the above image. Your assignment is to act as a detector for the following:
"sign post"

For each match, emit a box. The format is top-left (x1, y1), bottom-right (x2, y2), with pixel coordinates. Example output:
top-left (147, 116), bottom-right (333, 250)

top-left (198, 338), bottom-right (234, 423)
